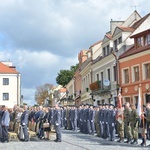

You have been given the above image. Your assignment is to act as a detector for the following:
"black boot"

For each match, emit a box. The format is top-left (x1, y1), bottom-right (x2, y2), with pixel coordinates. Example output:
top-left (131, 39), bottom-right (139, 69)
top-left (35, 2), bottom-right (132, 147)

top-left (141, 138), bottom-right (146, 146)
top-left (131, 139), bottom-right (138, 145)
top-left (117, 138), bottom-right (124, 143)
top-left (124, 139), bottom-right (129, 143)
top-left (117, 138), bottom-right (121, 142)
top-left (127, 138), bottom-right (132, 144)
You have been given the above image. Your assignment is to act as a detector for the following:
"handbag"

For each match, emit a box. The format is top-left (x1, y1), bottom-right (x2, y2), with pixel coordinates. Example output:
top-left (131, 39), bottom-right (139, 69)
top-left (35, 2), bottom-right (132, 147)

top-left (19, 125), bottom-right (24, 140)
top-left (43, 122), bottom-right (49, 128)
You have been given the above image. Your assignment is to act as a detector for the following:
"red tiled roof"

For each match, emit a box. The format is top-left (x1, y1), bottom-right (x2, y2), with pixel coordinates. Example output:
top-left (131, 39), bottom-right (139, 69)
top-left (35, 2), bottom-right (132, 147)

top-left (0, 62), bottom-right (19, 74)
top-left (89, 40), bottom-right (102, 49)
top-left (119, 45), bottom-right (150, 59)
top-left (106, 34), bottom-right (112, 39)
top-left (117, 26), bottom-right (135, 32)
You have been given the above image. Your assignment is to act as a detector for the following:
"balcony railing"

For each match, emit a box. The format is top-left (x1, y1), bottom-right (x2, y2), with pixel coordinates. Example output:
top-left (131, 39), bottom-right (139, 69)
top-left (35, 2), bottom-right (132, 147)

top-left (90, 80), bottom-right (111, 95)
top-left (89, 81), bottom-right (101, 91)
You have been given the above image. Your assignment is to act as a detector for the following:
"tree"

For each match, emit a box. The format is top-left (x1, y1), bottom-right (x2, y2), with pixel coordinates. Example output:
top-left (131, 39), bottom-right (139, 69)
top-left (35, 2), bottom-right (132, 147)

top-left (35, 83), bottom-right (53, 105)
top-left (56, 70), bottom-right (73, 87)
top-left (56, 63), bottom-right (79, 87)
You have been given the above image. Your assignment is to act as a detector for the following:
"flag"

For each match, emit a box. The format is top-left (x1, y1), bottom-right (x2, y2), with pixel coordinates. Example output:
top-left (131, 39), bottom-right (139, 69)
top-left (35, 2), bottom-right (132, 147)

top-left (137, 86), bottom-right (142, 117)
top-left (116, 93), bottom-right (123, 124)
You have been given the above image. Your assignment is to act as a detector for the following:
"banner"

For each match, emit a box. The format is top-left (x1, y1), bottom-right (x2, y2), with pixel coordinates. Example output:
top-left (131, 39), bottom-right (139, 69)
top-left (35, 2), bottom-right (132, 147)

top-left (137, 86), bottom-right (142, 117)
top-left (116, 93), bottom-right (123, 124)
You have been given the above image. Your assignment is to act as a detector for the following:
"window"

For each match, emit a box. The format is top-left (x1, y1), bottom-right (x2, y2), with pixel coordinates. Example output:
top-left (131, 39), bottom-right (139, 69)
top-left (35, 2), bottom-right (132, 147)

top-left (101, 72), bottom-right (103, 88)
top-left (114, 40), bottom-right (117, 51)
top-left (107, 68), bottom-right (110, 81)
top-left (148, 34), bottom-right (150, 45)
top-left (123, 69), bottom-right (129, 84)
top-left (118, 36), bottom-right (122, 44)
top-left (103, 47), bottom-right (106, 56)
top-left (124, 97), bottom-right (130, 103)
top-left (96, 73), bottom-right (99, 81)
top-left (3, 93), bottom-right (9, 100)
top-left (133, 66), bottom-right (139, 82)
top-left (134, 96), bottom-right (138, 106)
top-left (106, 45), bottom-right (109, 55)
top-left (144, 63), bottom-right (150, 79)
top-left (102, 99), bottom-right (105, 104)
top-left (113, 66), bottom-right (117, 81)
top-left (137, 37), bottom-right (144, 47)
top-left (3, 78), bottom-right (9, 85)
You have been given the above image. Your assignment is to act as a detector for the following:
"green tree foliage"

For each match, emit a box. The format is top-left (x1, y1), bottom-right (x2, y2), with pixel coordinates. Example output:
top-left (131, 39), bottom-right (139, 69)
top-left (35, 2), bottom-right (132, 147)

top-left (35, 83), bottom-right (53, 105)
top-left (56, 63), bottom-right (79, 87)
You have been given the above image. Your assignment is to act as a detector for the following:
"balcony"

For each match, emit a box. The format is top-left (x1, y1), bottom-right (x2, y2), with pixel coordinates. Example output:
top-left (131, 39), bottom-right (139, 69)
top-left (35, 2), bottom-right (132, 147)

top-left (89, 81), bottom-right (101, 91)
top-left (90, 80), bottom-right (111, 95)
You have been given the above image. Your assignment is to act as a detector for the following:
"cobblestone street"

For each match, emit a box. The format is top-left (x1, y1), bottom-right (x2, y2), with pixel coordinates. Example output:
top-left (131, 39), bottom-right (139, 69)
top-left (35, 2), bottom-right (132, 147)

top-left (0, 129), bottom-right (150, 150)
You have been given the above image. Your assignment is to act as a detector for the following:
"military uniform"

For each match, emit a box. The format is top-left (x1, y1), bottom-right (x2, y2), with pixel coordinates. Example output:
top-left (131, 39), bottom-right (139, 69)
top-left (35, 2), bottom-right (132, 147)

top-left (116, 106), bottom-right (124, 143)
top-left (124, 106), bottom-right (133, 143)
top-left (95, 107), bottom-right (100, 137)
top-left (130, 106), bottom-right (139, 144)
top-left (89, 107), bottom-right (95, 135)
top-left (108, 105), bottom-right (116, 141)
top-left (99, 107), bottom-right (104, 138)
top-left (146, 108), bottom-right (150, 139)
top-left (66, 107), bottom-right (71, 130)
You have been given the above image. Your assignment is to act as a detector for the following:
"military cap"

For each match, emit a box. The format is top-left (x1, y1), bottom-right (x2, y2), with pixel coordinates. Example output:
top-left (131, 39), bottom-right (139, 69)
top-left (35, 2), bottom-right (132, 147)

top-left (109, 104), bottom-right (114, 107)
top-left (104, 103), bottom-right (109, 106)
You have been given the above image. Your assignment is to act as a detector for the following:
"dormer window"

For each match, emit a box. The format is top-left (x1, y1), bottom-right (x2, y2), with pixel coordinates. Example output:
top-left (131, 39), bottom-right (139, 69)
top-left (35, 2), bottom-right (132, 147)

top-left (118, 36), bottom-right (122, 44)
top-left (147, 34), bottom-right (150, 45)
top-left (135, 33), bottom-right (150, 48)
top-left (114, 40), bottom-right (117, 51)
top-left (103, 47), bottom-right (106, 56)
top-left (137, 37), bottom-right (144, 48)
top-left (107, 45), bottom-right (109, 55)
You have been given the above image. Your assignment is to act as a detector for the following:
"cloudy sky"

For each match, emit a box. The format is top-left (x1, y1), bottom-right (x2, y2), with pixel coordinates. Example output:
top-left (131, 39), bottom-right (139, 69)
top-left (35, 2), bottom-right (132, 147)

top-left (0, 0), bottom-right (149, 105)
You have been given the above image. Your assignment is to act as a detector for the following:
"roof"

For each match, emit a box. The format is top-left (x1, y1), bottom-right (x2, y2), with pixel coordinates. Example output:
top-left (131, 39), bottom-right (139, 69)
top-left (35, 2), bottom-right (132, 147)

top-left (120, 28), bottom-right (150, 59)
top-left (130, 28), bottom-right (150, 38)
top-left (117, 26), bottom-right (135, 32)
top-left (0, 62), bottom-right (19, 74)
top-left (119, 45), bottom-right (150, 59)
top-left (131, 13), bottom-right (150, 29)
top-left (105, 34), bottom-right (112, 39)
top-left (92, 55), bottom-right (103, 64)
top-left (89, 40), bottom-right (102, 49)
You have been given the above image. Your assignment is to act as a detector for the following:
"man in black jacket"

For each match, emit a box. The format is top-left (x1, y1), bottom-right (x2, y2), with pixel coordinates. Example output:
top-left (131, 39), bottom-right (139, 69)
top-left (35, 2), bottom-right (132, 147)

top-left (53, 104), bottom-right (62, 142)
top-left (21, 105), bottom-right (29, 141)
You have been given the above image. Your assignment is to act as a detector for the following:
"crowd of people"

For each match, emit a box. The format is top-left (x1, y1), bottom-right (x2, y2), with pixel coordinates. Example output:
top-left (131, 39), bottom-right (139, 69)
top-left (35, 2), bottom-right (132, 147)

top-left (0, 101), bottom-right (150, 147)
top-left (0, 104), bottom-right (62, 143)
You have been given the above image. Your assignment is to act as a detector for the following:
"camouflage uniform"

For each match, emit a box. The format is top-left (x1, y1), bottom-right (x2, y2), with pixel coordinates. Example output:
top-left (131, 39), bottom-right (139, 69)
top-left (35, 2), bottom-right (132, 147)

top-left (130, 107), bottom-right (139, 144)
top-left (124, 107), bottom-right (133, 143)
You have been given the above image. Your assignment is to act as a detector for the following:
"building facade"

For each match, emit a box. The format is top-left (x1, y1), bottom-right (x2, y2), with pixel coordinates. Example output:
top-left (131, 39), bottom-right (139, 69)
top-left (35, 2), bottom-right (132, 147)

top-left (0, 61), bottom-right (21, 108)
top-left (119, 28), bottom-right (150, 105)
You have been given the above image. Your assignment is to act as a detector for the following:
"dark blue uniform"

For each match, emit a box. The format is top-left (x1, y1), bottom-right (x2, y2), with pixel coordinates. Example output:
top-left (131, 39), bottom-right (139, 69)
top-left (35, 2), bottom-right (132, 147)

top-left (89, 108), bottom-right (95, 135)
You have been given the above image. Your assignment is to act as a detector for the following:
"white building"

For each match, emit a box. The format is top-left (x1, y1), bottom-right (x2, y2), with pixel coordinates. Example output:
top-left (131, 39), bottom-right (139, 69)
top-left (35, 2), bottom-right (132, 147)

top-left (0, 61), bottom-right (21, 108)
